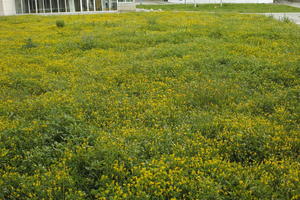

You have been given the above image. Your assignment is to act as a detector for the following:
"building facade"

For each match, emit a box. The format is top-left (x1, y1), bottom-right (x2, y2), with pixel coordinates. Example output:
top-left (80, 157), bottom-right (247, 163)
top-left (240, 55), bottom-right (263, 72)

top-left (0, 0), bottom-right (135, 15)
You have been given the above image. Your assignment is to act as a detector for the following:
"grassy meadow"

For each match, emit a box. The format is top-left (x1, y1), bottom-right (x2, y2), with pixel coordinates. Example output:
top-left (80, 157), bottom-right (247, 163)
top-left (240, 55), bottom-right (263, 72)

top-left (137, 3), bottom-right (300, 13)
top-left (0, 12), bottom-right (300, 199)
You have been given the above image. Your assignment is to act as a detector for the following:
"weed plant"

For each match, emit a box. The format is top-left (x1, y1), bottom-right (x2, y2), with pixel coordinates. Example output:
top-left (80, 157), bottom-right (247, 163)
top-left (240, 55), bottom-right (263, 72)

top-left (80, 35), bottom-right (97, 50)
top-left (22, 38), bottom-right (37, 49)
top-left (281, 16), bottom-right (294, 24)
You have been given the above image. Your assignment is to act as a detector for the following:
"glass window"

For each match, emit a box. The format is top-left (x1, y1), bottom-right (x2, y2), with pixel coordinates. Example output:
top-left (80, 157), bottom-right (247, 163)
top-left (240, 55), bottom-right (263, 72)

top-left (23, 0), bottom-right (30, 13)
top-left (58, 0), bottom-right (65, 12)
top-left (44, 0), bottom-right (52, 12)
top-left (29, 0), bottom-right (37, 13)
top-left (74, 0), bottom-right (81, 12)
top-left (118, 0), bottom-right (133, 3)
top-left (37, 0), bottom-right (45, 13)
top-left (15, 0), bottom-right (23, 14)
top-left (95, 0), bottom-right (101, 11)
top-left (82, 0), bottom-right (87, 11)
top-left (51, 0), bottom-right (58, 12)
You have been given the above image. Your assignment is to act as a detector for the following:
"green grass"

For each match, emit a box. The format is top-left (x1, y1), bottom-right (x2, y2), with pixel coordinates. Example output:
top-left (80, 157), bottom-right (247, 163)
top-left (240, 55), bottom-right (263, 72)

top-left (0, 12), bottom-right (300, 199)
top-left (137, 3), bottom-right (300, 13)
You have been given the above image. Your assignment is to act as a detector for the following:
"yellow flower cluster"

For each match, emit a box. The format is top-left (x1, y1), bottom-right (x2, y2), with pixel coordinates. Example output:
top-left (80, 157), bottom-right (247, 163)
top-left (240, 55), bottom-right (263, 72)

top-left (0, 11), bottom-right (299, 199)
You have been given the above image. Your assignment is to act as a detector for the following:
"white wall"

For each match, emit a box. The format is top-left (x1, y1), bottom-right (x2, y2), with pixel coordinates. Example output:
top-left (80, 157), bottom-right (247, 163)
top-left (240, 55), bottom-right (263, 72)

top-left (0, 0), bottom-right (16, 16)
top-left (118, 2), bottom-right (136, 11)
top-left (168, 0), bottom-right (273, 3)
top-left (0, 0), bottom-right (4, 15)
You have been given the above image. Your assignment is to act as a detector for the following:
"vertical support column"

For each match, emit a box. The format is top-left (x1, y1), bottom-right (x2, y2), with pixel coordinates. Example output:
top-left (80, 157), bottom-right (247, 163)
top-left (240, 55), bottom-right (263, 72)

top-left (86, 0), bottom-right (89, 11)
top-left (93, 0), bottom-right (95, 11)
top-left (57, 0), bottom-right (60, 12)
top-left (69, 0), bottom-right (75, 12)
top-left (50, 0), bottom-right (53, 12)
top-left (35, 0), bottom-right (38, 13)
top-left (20, 0), bottom-right (24, 14)
top-left (80, 0), bottom-right (82, 12)
top-left (42, 0), bottom-right (45, 13)
top-left (64, 0), bottom-right (67, 11)
top-left (28, 0), bottom-right (31, 13)
top-left (102, 0), bottom-right (105, 11)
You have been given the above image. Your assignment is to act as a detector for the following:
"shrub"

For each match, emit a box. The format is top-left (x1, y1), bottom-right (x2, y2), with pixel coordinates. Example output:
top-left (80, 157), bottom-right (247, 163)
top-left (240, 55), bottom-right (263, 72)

top-left (209, 30), bottom-right (223, 39)
top-left (22, 38), bottom-right (37, 49)
top-left (103, 21), bottom-right (117, 27)
top-left (56, 20), bottom-right (65, 28)
top-left (220, 132), bottom-right (268, 164)
top-left (80, 35), bottom-right (97, 50)
top-left (146, 16), bottom-right (158, 25)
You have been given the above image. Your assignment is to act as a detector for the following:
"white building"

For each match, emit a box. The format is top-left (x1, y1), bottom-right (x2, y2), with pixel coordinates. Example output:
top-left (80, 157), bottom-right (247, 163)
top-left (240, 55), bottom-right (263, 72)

top-left (0, 0), bottom-right (135, 15)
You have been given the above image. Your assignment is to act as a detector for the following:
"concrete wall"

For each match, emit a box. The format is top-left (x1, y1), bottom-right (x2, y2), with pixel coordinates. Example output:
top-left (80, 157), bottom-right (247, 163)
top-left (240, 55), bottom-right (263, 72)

top-left (0, 0), bottom-right (16, 16)
top-left (118, 2), bottom-right (136, 11)
top-left (169, 0), bottom-right (273, 3)
top-left (0, 0), bottom-right (4, 16)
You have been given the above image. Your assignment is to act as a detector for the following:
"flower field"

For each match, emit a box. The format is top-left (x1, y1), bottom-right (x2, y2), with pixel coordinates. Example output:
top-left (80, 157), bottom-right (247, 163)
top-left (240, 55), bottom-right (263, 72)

top-left (0, 12), bottom-right (299, 199)
top-left (137, 3), bottom-right (300, 13)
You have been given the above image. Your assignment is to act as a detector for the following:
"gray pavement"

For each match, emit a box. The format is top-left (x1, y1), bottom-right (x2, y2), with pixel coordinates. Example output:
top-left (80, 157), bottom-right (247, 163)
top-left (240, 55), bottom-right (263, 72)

top-left (137, 1), bottom-right (300, 25)
top-left (266, 2), bottom-right (300, 25)
top-left (261, 12), bottom-right (300, 24)
top-left (279, 1), bottom-right (300, 8)
top-left (243, 12), bottom-right (300, 25)
top-left (136, 0), bottom-right (172, 5)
